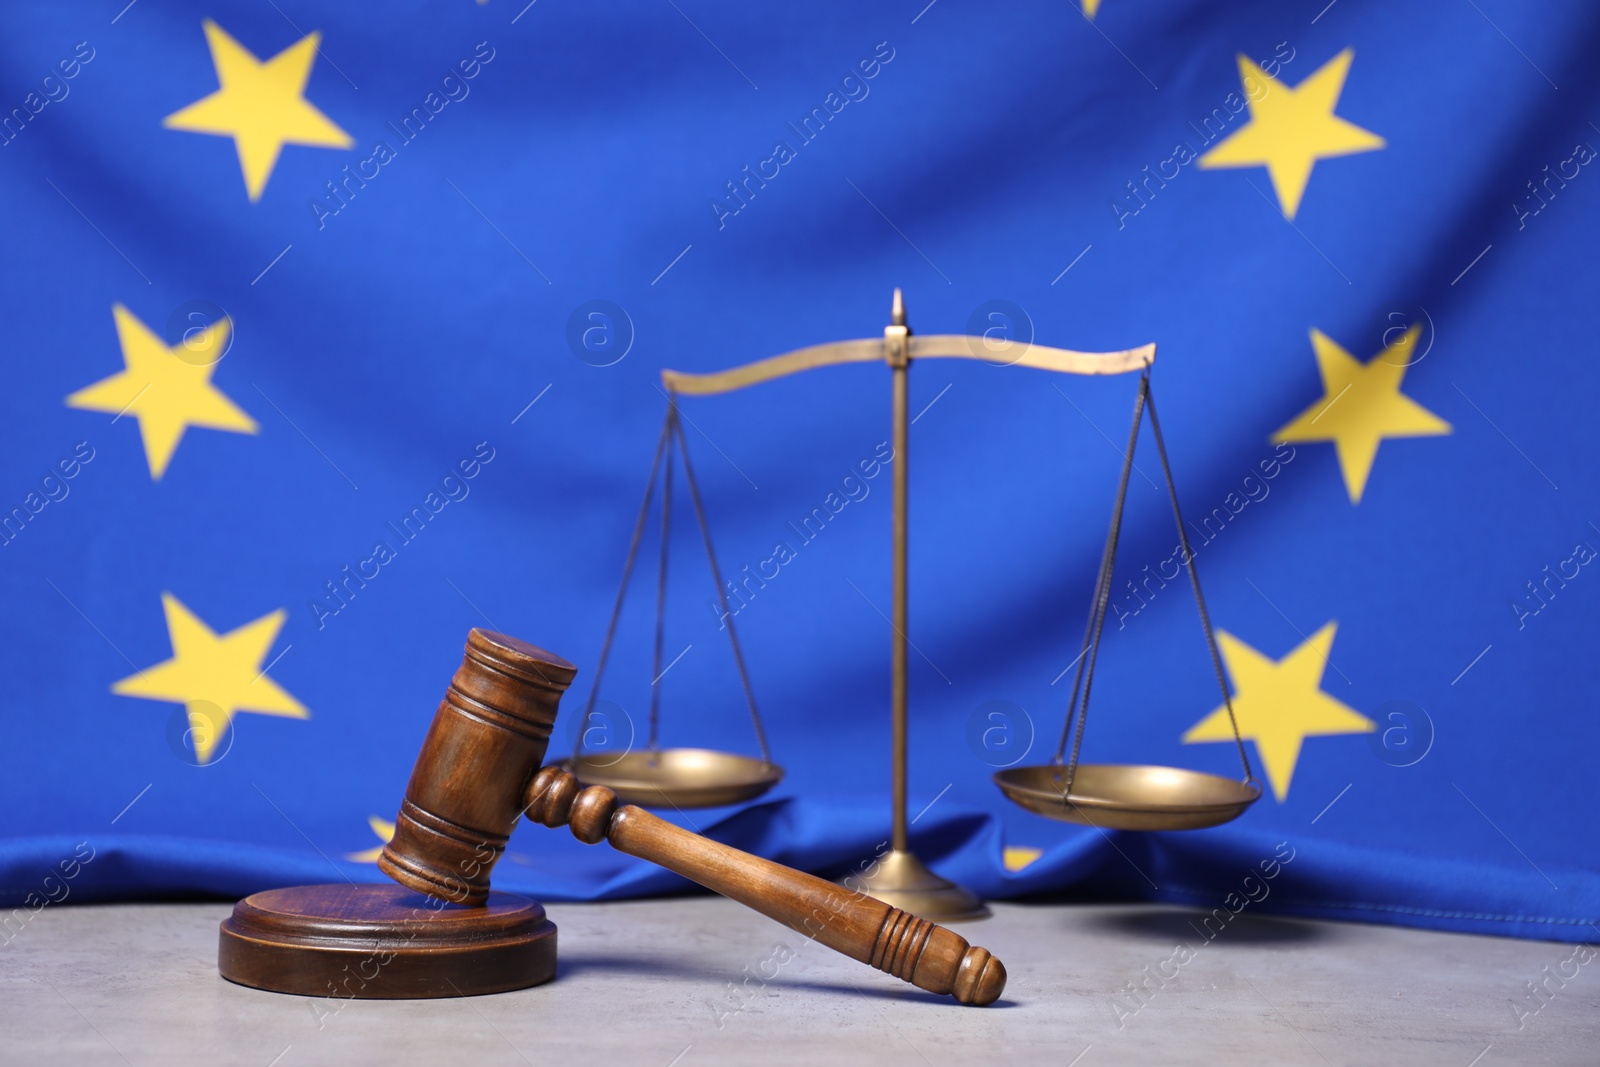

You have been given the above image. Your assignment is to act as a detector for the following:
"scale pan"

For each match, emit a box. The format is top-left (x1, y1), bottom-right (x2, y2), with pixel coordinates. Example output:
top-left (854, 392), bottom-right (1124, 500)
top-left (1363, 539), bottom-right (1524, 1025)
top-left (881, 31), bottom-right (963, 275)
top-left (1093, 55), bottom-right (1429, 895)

top-left (568, 748), bottom-right (784, 808)
top-left (993, 763), bottom-right (1261, 831)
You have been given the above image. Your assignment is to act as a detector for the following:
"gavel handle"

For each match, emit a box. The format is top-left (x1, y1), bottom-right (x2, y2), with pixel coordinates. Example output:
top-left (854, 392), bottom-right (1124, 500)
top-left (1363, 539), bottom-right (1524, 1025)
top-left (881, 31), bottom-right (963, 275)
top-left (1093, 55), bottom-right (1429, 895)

top-left (522, 766), bottom-right (1005, 1006)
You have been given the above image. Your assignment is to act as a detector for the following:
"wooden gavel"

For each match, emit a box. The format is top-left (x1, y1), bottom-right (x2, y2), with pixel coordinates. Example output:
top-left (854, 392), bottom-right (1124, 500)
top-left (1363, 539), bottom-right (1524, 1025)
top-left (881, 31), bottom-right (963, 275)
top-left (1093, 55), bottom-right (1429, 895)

top-left (378, 629), bottom-right (1005, 1006)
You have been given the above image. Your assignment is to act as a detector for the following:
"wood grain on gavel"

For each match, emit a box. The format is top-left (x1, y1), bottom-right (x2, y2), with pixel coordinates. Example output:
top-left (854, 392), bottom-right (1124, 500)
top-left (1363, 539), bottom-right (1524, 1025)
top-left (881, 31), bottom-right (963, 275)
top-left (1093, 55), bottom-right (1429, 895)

top-left (378, 629), bottom-right (1005, 1006)
top-left (523, 765), bottom-right (1006, 1006)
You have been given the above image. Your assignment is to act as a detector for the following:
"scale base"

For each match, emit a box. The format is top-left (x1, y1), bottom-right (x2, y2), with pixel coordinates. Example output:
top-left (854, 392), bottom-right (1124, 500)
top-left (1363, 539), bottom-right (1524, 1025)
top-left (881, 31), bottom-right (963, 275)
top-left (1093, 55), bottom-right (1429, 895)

top-left (840, 849), bottom-right (989, 922)
top-left (218, 884), bottom-right (557, 998)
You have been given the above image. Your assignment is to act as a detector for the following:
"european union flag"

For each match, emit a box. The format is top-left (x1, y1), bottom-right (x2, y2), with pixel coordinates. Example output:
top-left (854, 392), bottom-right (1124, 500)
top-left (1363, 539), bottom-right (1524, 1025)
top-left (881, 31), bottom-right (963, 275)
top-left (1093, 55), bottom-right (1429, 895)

top-left (4, 0), bottom-right (1596, 950)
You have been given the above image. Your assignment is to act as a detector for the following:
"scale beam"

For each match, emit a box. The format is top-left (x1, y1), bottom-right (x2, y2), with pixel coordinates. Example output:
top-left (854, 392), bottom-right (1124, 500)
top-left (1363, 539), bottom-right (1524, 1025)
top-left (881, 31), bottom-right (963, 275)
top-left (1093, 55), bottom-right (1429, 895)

top-left (662, 340), bottom-right (883, 395)
top-left (911, 337), bottom-right (1154, 375)
top-left (661, 338), bottom-right (1154, 395)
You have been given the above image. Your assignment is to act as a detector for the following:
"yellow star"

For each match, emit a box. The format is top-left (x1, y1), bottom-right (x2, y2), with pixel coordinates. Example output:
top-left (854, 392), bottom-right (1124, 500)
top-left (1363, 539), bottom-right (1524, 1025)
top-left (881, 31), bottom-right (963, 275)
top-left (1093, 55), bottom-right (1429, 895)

top-left (66, 305), bottom-right (256, 480)
top-left (164, 20), bottom-right (352, 201)
top-left (1003, 846), bottom-right (1043, 872)
top-left (112, 594), bottom-right (307, 764)
top-left (1183, 623), bottom-right (1372, 802)
top-left (345, 815), bottom-right (396, 863)
top-left (1082, 0), bottom-right (1102, 19)
top-left (1272, 325), bottom-right (1451, 504)
top-left (1200, 49), bottom-right (1384, 218)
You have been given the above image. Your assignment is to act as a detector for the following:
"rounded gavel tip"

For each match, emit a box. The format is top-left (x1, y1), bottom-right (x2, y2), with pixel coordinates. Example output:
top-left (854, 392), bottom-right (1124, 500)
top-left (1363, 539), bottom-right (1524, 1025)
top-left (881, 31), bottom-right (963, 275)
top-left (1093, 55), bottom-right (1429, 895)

top-left (953, 946), bottom-right (1007, 1007)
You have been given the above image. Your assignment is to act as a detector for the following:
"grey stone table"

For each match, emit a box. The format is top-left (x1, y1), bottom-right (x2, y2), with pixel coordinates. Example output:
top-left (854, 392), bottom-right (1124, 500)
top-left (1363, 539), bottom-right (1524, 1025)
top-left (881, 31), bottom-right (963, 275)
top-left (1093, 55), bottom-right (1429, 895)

top-left (2, 897), bottom-right (1594, 1066)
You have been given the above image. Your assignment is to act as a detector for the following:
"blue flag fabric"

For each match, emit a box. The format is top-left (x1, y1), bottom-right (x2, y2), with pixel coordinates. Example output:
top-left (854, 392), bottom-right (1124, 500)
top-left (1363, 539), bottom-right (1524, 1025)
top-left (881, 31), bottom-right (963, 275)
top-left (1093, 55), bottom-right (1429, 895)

top-left (4, 0), bottom-right (1597, 945)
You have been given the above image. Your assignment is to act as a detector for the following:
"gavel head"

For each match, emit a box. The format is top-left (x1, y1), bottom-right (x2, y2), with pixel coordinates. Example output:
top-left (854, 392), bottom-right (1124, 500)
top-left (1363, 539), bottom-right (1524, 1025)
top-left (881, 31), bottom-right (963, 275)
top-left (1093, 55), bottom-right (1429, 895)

top-left (378, 629), bottom-right (577, 906)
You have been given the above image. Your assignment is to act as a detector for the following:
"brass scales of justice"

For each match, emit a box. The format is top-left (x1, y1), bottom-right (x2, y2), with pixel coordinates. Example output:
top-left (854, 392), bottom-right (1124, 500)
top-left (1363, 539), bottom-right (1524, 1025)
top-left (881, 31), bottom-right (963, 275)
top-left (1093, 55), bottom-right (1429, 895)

top-left (565, 289), bottom-right (1262, 921)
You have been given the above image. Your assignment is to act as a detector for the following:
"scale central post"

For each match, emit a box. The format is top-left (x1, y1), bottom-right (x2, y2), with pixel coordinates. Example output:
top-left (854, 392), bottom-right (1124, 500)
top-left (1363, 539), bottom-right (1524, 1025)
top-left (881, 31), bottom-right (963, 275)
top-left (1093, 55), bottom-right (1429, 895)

top-left (890, 291), bottom-right (910, 855)
top-left (847, 290), bottom-right (989, 920)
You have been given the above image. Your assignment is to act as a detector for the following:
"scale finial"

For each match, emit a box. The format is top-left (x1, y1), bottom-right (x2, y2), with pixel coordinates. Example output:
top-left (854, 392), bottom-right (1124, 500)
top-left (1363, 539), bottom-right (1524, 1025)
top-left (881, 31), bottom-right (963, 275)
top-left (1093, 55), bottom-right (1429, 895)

top-left (891, 287), bottom-right (905, 327)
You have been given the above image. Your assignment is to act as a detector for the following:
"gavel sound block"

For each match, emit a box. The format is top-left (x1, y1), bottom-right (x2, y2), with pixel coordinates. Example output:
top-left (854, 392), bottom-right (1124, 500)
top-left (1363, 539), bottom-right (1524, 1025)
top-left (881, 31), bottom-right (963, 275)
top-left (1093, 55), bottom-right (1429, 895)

top-left (218, 629), bottom-right (1005, 1005)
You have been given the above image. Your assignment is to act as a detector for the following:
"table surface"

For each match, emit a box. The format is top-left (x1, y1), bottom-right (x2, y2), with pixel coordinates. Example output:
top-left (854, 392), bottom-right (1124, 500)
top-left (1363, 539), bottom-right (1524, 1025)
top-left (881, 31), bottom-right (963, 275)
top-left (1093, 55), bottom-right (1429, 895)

top-left (3, 895), bottom-right (1595, 1066)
